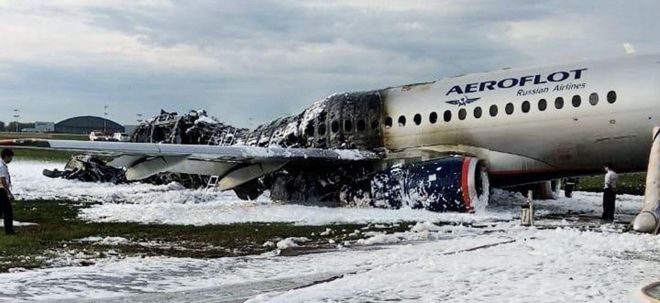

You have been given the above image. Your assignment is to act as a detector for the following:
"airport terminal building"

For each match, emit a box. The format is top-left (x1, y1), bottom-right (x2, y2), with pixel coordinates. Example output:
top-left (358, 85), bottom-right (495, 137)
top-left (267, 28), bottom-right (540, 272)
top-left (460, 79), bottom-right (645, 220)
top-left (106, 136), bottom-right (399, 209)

top-left (55, 116), bottom-right (125, 134)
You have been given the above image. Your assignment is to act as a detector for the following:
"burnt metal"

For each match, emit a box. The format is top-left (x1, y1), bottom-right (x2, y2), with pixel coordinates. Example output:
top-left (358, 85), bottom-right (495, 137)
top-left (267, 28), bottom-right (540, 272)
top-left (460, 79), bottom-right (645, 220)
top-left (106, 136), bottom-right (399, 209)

top-left (43, 155), bottom-right (126, 184)
top-left (45, 91), bottom-right (390, 203)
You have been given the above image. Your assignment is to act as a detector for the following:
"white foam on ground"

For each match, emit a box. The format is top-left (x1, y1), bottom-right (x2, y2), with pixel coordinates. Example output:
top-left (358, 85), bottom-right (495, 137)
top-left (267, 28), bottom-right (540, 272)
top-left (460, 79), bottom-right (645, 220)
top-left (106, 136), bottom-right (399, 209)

top-left (0, 160), bottom-right (656, 302)
top-left (9, 160), bottom-right (646, 226)
top-left (11, 160), bottom-right (512, 225)
top-left (0, 226), bottom-right (656, 302)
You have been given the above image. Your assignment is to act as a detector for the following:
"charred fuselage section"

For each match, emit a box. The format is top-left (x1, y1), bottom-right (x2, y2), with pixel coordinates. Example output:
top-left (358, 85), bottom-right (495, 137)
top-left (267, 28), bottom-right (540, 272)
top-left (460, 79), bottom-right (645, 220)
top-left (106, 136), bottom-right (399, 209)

top-left (244, 91), bottom-right (385, 150)
top-left (238, 91), bottom-right (387, 204)
top-left (131, 109), bottom-right (249, 146)
top-left (46, 90), bottom-right (489, 213)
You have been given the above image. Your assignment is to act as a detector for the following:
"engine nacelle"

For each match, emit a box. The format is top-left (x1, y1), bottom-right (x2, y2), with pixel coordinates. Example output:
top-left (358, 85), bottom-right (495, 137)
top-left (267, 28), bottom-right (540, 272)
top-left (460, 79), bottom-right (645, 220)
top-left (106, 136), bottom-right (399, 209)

top-left (371, 156), bottom-right (489, 212)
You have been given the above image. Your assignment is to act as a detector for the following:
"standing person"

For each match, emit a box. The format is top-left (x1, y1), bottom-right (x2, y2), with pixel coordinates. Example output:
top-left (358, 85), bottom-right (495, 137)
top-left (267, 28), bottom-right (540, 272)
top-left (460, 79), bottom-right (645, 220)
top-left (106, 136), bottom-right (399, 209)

top-left (564, 177), bottom-right (578, 198)
top-left (602, 163), bottom-right (618, 221)
top-left (0, 149), bottom-right (15, 234)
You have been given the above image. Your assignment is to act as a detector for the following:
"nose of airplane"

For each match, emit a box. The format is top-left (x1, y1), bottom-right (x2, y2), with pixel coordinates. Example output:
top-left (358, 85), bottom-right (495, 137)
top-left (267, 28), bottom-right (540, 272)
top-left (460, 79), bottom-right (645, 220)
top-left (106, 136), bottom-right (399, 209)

top-left (633, 211), bottom-right (659, 233)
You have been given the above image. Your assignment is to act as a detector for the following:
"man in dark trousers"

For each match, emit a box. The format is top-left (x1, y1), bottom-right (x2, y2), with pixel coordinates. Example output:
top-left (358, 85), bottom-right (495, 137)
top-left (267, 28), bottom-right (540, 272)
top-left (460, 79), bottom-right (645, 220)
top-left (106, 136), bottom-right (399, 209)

top-left (564, 177), bottom-right (578, 198)
top-left (602, 163), bottom-right (618, 221)
top-left (0, 149), bottom-right (15, 234)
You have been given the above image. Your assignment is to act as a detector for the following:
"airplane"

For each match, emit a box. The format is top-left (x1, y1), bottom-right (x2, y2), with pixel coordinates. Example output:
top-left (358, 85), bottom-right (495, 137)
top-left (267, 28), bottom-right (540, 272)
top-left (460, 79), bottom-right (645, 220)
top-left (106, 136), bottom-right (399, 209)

top-left (1, 53), bottom-right (659, 232)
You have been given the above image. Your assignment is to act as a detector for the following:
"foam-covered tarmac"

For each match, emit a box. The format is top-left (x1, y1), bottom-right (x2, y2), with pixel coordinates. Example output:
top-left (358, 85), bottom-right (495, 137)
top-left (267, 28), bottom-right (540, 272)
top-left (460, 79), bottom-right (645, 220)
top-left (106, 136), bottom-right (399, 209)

top-left (0, 160), bottom-right (657, 302)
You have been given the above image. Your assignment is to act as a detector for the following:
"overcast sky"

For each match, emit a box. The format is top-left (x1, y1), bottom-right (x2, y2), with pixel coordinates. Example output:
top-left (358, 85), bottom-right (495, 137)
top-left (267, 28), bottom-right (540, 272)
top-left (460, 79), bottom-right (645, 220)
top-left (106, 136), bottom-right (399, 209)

top-left (1, 0), bottom-right (659, 127)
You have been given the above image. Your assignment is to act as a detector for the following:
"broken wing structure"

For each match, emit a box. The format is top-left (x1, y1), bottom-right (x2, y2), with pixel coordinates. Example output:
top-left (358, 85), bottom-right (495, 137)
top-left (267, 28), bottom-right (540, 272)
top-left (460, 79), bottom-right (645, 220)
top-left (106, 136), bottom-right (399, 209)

top-left (4, 138), bottom-right (380, 187)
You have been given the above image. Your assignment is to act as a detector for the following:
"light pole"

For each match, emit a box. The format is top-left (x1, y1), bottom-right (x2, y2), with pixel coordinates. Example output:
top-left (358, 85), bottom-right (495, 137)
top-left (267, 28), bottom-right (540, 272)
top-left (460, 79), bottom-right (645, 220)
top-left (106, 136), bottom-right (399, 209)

top-left (12, 109), bottom-right (19, 132)
top-left (103, 105), bottom-right (109, 134)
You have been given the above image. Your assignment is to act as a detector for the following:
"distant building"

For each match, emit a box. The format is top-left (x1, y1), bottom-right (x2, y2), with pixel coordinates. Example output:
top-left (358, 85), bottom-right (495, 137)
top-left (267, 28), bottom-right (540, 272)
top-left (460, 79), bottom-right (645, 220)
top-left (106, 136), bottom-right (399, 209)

top-left (55, 116), bottom-right (125, 134)
top-left (35, 121), bottom-right (55, 133)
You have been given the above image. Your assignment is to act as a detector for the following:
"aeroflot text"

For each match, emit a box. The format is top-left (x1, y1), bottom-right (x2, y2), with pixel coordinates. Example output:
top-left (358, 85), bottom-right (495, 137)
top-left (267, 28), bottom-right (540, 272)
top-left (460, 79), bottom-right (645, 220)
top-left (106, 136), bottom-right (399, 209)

top-left (445, 68), bottom-right (588, 95)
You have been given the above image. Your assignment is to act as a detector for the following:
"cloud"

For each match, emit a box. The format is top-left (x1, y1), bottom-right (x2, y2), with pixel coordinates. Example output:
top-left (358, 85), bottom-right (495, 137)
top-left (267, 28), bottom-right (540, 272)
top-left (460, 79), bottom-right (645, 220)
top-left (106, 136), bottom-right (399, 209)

top-left (0, 0), bottom-right (658, 126)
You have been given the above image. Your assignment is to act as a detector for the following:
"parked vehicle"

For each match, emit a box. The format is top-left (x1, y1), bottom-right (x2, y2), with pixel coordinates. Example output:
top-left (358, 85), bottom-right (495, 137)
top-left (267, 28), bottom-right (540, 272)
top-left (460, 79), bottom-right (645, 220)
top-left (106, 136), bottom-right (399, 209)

top-left (113, 133), bottom-right (131, 142)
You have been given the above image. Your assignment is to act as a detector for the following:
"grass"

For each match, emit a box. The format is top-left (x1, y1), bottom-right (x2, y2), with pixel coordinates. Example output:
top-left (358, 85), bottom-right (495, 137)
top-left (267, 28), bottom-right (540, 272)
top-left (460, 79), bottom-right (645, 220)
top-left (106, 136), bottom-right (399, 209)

top-left (0, 132), bottom-right (84, 161)
top-left (576, 172), bottom-right (646, 195)
top-left (0, 200), bottom-right (411, 272)
top-left (13, 149), bottom-right (75, 162)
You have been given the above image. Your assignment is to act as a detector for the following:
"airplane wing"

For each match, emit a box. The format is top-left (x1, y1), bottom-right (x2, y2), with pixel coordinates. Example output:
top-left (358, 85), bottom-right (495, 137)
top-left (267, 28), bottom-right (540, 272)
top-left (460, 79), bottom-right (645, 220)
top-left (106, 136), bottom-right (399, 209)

top-left (0, 139), bottom-right (381, 189)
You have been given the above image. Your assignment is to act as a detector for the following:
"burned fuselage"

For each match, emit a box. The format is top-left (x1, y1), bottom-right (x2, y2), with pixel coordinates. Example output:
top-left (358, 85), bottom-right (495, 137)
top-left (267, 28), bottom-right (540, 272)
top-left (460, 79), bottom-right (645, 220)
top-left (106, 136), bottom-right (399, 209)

top-left (244, 90), bottom-right (385, 150)
top-left (239, 90), bottom-right (388, 205)
top-left (48, 86), bottom-right (485, 213)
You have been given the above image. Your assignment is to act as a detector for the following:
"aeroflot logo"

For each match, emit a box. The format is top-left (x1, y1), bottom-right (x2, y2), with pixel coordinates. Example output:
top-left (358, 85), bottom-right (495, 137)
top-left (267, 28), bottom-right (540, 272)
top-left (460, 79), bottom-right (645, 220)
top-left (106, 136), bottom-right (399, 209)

top-left (445, 68), bottom-right (588, 105)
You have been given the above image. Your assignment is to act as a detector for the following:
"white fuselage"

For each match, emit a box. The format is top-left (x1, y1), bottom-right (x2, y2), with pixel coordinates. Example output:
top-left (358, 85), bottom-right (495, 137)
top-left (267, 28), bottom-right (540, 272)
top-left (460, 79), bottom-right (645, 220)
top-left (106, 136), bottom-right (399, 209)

top-left (380, 54), bottom-right (660, 180)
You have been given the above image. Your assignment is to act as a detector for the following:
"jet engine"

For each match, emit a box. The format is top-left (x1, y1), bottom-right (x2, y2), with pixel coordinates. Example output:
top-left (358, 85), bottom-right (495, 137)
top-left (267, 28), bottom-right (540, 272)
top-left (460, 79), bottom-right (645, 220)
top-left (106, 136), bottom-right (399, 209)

top-left (370, 156), bottom-right (489, 212)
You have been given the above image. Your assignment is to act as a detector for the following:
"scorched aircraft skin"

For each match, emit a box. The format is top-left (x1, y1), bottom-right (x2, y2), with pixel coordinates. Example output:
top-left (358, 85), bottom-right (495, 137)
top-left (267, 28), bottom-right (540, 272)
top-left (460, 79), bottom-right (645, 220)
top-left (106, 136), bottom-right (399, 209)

top-left (1, 54), bottom-right (659, 216)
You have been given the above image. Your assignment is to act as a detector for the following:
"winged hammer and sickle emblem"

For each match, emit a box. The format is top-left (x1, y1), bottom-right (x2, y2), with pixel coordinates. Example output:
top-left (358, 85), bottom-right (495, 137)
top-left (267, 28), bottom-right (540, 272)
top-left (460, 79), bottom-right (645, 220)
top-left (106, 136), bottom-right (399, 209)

top-left (445, 96), bottom-right (481, 106)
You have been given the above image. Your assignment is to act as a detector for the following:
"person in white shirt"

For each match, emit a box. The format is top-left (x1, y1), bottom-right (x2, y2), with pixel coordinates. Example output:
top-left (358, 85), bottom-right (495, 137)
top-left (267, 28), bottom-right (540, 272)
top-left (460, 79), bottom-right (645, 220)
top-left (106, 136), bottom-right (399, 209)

top-left (0, 149), bottom-right (15, 234)
top-left (602, 163), bottom-right (618, 221)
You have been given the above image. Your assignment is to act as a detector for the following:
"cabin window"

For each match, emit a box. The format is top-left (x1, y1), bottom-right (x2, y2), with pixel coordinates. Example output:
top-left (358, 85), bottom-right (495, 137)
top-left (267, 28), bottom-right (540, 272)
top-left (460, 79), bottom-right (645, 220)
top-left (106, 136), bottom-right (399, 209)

top-left (589, 93), bottom-right (599, 105)
top-left (344, 120), bottom-right (353, 132)
top-left (474, 107), bottom-right (482, 118)
top-left (371, 119), bottom-right (379, 130)
top-left (538, 99), bottom-right (547, 111)
top-left (429, 112), bottom-right (438, 124)
top-left (555, 97), bottom-right (564, 109)
top-left (398, 115), bottom-right (406, 127)
top-left (357, 119), bottom-right (366, 132)
top-left (318, 124), bottom-right (326, 135)
top-left (458, 108), bottom-right (467, 120)
top-left (505, 103), bottom-right (514, 115)
top-left (414, 114), bottom-right (422, 125)
top-left (607, 91), bottom-right (617, 103)
top-left (522, 101), bottom-right (531, 113)
top-left (331, 120), bottom-right (340, 133)
top-left (572, 95), bottom-right (581, 107)
top-left (489, 105), bottom-right (498, 117)
top-left (384, 117), bottom-right (392, 129)
top-left (443, 110), bottom-right (452, 122)
top-left (305, 124), bottom-right (315, 136)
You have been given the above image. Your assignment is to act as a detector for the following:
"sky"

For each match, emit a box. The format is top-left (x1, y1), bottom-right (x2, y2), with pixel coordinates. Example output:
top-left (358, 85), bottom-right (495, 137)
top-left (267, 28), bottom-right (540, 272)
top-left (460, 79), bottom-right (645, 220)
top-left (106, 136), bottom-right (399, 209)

top-left (0, 0), bottom-right (659, 127)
